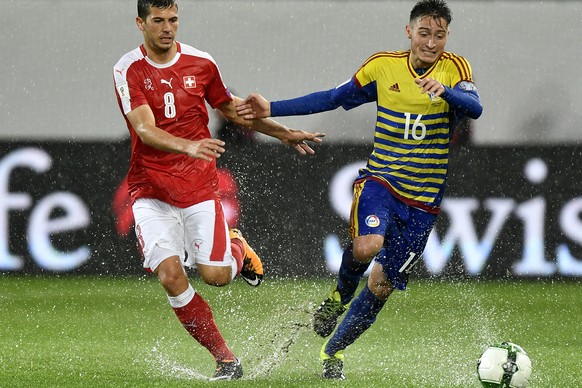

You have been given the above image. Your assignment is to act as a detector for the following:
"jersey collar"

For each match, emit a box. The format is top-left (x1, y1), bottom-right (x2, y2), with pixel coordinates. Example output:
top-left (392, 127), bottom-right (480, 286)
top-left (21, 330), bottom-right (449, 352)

top-left (140, 41), bottom-right (182, 69)
top-left (406, 50), bottom-right (440, 79)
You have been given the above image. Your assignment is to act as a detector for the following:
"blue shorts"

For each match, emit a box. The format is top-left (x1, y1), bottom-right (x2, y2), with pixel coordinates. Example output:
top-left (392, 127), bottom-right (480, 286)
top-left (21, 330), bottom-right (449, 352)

top-left (350, 179), bottom-right (437, 290)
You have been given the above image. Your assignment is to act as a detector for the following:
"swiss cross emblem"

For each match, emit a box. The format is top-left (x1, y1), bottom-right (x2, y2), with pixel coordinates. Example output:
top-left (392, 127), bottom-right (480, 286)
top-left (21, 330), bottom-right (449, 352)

top-left (183, 76), bottom-right (196, 89)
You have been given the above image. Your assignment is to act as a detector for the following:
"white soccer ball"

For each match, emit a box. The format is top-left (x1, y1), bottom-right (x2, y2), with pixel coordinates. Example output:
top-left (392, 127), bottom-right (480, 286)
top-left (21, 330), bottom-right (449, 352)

top-left (477, 342), bottom-right (532, 388)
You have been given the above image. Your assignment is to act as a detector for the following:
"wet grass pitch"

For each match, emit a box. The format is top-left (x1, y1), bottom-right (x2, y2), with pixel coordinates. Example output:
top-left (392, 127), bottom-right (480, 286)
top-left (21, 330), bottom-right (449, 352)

top-left (1, 275), bottom-right (580, 387)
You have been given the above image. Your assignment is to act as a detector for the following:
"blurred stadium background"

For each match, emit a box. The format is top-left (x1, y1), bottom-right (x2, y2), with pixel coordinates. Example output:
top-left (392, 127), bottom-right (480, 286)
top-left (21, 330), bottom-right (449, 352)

top-left (1, 0), bottom-right (581, 279)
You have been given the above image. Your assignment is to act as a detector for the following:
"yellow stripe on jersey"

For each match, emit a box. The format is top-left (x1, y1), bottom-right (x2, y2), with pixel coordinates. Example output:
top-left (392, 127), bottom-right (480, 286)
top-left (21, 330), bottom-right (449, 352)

top-left (348, 180), bottom-right (366, 239)
top-left (354, 50), bottom-right (472, 208)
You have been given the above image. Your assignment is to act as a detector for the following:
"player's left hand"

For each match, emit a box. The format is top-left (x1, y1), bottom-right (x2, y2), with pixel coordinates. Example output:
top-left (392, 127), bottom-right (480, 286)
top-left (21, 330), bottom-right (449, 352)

top-left (415, 77), bottom-right (445, 98)
top-left (281, 129), bottom-right (325, 155)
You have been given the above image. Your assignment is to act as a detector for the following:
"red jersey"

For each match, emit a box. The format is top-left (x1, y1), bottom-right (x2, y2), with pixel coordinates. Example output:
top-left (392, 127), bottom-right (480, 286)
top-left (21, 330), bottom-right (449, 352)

top-left (113, 42), bottom-right (232, 207)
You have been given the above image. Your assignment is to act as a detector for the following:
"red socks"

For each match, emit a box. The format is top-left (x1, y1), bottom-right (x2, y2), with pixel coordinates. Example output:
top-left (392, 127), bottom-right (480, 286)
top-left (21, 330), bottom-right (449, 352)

top-left (230, 238), bottom-right (244, 277)
top-left (172, 292), bottom-right (235, 362)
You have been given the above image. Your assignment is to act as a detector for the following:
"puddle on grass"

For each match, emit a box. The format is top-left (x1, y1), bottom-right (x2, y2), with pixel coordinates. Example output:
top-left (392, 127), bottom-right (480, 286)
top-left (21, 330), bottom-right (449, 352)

top-left (140, 341), bottom-right (208, 381)
top-left (136, 302), bottom-right (314, 382)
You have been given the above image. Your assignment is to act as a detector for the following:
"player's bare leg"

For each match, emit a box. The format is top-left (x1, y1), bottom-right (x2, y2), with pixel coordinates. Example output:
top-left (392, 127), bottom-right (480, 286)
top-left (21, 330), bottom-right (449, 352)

top-left (197, 263), bottom-right (234, 287)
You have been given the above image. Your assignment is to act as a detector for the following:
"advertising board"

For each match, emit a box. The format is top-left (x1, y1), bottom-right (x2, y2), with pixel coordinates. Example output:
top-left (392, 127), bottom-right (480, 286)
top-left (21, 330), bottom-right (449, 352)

top-left (1, 142), bottom-right (581, 279)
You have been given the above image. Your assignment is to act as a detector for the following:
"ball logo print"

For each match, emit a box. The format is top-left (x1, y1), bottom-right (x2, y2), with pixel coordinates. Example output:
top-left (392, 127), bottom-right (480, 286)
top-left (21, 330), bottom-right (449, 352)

top-left (477, 342), bottom-right (532, 388)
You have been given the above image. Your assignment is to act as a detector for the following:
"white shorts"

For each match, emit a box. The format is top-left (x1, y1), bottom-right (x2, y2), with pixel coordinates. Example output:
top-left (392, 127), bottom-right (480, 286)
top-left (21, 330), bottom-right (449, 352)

top-left (132, 198), bottom-right (235, 272)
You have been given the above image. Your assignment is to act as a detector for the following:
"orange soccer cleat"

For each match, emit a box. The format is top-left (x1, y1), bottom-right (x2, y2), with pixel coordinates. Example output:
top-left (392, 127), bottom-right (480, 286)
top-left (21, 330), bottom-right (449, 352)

top-left (229, 229), bottom-right (264, 287)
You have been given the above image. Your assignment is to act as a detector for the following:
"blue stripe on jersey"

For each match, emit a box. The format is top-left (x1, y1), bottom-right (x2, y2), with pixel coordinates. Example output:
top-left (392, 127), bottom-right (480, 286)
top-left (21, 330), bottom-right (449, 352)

top-left (367, 155), bottom-right (448, 174)
top-left (378, 105), bottom-right (449, 121)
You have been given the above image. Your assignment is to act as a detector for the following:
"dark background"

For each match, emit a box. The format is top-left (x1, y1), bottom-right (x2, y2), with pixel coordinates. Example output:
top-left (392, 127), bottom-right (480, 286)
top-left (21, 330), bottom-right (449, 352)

top-left (1, 141), bottom-right (581, 279)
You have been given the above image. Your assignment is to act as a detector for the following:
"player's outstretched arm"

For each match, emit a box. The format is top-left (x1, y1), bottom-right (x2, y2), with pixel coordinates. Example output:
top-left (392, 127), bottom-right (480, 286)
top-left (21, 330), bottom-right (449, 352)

top-left (236, 93), bottom-right (271, 119)
top-left (221, 97), bottom-right (325, 155)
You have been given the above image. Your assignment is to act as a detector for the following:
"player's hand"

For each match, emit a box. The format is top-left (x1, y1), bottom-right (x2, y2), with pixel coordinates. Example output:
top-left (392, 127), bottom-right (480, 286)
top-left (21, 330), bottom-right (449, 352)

top-left (236, 94), bottom-right (271, 119)
top-left (280, 129), bottom-right (325, 155)
top-left (415, 77), bottom-right (445, 98)
top-left (185, 138), bottom-right (225, 161)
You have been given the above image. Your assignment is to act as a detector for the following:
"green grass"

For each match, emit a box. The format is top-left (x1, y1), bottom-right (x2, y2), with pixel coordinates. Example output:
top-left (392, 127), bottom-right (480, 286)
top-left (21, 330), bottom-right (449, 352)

top-left (1, 276), bottom-right (580, 387)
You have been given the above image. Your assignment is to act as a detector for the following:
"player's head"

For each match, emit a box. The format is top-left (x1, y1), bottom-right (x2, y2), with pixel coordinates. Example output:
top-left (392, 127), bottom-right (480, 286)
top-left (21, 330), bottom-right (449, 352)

top-left (406, 0), bottom-right (452, 68)
top-left (136, 0), bottom-right (179, 54)
top-left (409, 0), bottom-right (452, 27)
top-left (137, 0), bottom-right (178, 20)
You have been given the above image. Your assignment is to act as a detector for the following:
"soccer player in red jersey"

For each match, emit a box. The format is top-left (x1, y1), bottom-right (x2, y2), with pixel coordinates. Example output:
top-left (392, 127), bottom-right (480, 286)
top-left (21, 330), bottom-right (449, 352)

top-left (237, 0), bottom-right (482, 380)
top-left (113, 0), bottom-right (324, 380)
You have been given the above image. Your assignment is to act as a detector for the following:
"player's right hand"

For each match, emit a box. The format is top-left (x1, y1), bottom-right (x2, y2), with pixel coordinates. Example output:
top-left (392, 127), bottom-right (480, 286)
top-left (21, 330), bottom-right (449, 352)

top-left (236, 94), bottom-right (271, 119)
top-left (185, 138), bottom-right (225, 161)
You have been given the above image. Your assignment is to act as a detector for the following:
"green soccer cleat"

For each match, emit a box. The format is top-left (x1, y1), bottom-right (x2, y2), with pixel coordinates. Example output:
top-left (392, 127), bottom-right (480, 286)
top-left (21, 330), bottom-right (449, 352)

top-left (313, 288), bottom-right (347, 337)
top-left (209, 358), bottom-right (243, 381)
top-left (320, 343), bottom-right (345, 380)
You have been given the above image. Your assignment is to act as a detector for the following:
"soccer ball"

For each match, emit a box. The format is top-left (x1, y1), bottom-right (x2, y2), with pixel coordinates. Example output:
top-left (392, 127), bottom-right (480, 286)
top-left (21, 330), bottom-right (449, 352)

top-left (477, 342), bottom-right (532, 388)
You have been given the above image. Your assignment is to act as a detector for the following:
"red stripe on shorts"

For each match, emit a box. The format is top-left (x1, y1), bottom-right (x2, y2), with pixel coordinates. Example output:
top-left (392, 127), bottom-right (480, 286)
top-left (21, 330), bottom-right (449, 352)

top-left (210, 199), bottom-right (227, 262)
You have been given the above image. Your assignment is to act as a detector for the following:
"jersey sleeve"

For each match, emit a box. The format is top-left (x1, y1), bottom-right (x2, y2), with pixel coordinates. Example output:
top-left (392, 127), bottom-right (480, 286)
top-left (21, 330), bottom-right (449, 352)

top-left (446, 53), bottom-right (474, 87)
top-left (203, 60), bottom-right (232, 109)
top-left (353, 53), bottom-right (382, 89)
top-left (440, 54), bottom-right (481, 119)
top-left (442, 82), bottom-right (482, 119)
top-left (113, 62), bottom-right (148, 115)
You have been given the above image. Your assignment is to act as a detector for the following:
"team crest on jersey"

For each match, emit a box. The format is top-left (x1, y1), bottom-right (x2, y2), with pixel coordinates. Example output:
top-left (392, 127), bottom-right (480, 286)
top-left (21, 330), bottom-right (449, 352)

top-left (183, 76), bottom-right (196, 89)
top-left (365, 215), bottom-right (380, 228)
top-left (116, 82), bottom-right (130, 101)
top-left (144, 78), bottom-right (154, 91)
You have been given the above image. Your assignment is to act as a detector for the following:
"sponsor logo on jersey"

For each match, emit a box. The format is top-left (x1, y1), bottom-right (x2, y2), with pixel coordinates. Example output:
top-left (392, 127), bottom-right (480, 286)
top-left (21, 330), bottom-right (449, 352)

top-left (193, 240), bottom-right (203, 251)
top-left (365, 215), bottom-right (380, 228)
top-left (183, 76), bottom-right (196, 89)
top-left (161, 78), bottom-right (173, 89)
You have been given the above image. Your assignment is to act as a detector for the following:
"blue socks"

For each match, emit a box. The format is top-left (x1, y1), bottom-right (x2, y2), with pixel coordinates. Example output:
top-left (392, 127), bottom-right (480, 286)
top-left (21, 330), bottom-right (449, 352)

top-left (325, 284), bottom-right (386, 357)
top-left (336, 244), bottom-right (370, 305)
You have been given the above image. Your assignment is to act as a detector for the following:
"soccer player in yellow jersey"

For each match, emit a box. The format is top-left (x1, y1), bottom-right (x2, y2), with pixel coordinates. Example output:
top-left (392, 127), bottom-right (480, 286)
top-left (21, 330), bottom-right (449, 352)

top-left (237, 0), bottom-right (482, 380)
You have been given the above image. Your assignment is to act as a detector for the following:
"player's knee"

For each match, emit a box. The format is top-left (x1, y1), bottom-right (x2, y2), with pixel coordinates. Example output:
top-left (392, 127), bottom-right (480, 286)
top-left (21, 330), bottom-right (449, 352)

top-left (371, 282), bottom-right (392, 300)
top-left (157, 265), bottom-right (188, 295)
top-left (353, 236), bottom-right (383, 262)
top-left (352, 247), bottom-right (377, 262)
top-left (368, 277), bottom-right (393, 301)
top-left (367, 263), bottom-right (393, 301)
top-left (199, 266), bottom-right (232, 287)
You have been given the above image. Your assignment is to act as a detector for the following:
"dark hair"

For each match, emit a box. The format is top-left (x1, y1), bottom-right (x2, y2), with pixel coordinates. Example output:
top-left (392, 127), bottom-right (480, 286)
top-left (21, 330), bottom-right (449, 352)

top-left (409, 0), bottom-right (452, 26)
top-left (137, 0), bottom-right (177, 19)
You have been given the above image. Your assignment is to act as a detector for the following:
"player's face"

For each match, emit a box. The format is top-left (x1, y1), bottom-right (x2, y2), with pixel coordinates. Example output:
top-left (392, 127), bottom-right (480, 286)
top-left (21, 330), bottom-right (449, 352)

top-left (406, 16), bottom-right (448, 69)
top-left (137, 5), bottom-right (179, 55)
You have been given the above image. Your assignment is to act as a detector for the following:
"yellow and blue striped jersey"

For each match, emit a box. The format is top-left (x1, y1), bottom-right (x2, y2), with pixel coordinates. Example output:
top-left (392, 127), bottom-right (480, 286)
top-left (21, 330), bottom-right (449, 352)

top-left (353, 50), bottom-right (473, 213)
